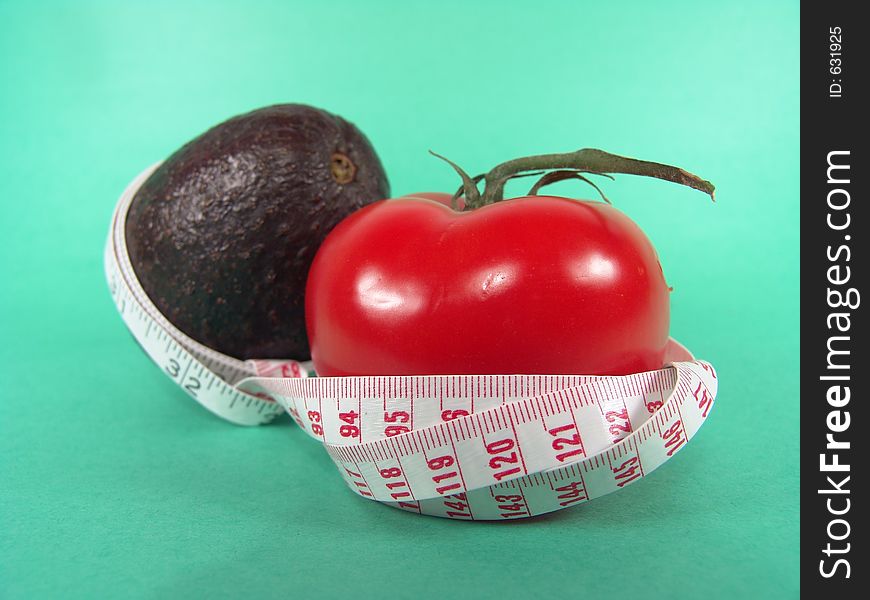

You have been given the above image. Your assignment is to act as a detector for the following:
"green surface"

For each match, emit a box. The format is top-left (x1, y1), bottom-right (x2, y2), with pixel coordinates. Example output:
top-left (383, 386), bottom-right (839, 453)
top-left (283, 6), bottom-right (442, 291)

top-left (0, 1), bottom-right (799, 598)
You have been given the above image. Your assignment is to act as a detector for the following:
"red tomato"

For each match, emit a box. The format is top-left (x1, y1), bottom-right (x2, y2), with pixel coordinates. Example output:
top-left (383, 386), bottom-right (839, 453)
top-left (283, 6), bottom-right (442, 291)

top-left (306, 195), bottom-right (670, 376)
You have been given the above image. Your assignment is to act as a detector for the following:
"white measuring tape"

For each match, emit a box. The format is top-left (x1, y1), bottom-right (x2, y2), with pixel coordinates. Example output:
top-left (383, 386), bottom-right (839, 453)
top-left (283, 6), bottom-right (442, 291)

top-left (106, 165), bottom-right (718, 519)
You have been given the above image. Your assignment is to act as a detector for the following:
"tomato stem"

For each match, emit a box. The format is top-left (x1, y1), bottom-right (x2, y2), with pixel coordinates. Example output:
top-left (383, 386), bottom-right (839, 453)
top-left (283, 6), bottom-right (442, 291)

top-left (527, 170), bottom-right (614, 204)
top-left (432, 148), bottom-right (716, 210)
top-left (480, 149), bottom-right (715, 207)
top-left (428, 151), bottom-right (480, 209)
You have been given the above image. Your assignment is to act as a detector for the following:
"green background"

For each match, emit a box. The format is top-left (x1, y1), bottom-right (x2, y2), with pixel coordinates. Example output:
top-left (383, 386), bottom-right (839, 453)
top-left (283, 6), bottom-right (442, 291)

top-left (0, 1), bottom-right (799, 598)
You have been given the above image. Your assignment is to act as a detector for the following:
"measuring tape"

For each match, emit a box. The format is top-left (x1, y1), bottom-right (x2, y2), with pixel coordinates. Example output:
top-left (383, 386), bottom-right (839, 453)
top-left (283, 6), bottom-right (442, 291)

top-left (106, 165), bottom-right (718, 519)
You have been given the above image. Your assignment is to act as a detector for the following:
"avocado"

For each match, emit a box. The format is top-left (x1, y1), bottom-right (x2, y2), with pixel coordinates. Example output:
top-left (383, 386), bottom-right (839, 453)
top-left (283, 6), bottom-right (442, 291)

top-left (125, 104), bottom-right (389, 360)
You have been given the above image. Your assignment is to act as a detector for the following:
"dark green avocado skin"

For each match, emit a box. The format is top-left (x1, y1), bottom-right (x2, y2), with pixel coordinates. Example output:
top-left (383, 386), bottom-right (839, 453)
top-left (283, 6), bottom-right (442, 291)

top-left (125, 104), bottom-right (390, 360)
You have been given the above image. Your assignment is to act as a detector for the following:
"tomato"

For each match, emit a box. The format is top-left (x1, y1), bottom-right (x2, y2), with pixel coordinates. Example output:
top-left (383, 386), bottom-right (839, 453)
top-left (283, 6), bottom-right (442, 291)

top-left (305, 147), bottom-right (714, 377)
top-left (305, 194), bottom-right (670, 376)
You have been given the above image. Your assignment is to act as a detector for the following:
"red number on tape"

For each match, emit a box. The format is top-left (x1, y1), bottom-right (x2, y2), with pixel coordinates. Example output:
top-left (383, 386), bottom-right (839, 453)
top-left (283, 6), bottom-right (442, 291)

top-left (441, 409), bottom-right (469, 421)
top-left (486, 438), bottom-right (522, 481)
top-left (384, 410), bottom-right (410, 423)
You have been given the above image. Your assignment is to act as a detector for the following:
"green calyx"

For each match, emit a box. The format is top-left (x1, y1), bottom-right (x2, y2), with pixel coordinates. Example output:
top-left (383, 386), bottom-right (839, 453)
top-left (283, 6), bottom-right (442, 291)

top-left (430, 148), bottom-right (716, 210)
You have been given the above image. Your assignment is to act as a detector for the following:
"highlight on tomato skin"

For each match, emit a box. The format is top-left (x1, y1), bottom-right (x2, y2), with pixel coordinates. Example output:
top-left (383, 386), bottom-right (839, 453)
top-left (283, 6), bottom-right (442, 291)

top-left (305, 194), bottom-right (671, 377)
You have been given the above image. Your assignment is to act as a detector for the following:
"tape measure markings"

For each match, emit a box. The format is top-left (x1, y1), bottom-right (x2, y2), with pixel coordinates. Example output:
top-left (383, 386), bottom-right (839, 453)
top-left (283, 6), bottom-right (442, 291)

top-left (244, 360), bottom-right (715, 519)
top-left (262, 368), bottom-right (677, 448)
